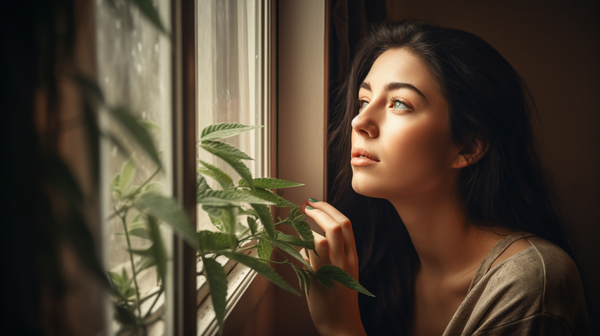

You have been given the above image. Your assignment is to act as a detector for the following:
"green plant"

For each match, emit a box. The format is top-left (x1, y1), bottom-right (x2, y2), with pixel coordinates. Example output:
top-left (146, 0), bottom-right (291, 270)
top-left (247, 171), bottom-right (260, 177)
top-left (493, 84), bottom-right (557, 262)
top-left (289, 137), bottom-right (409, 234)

top-left (195, 123), bottom-right (374, 334)
top-left (76, 2), bottom-right (373, 335)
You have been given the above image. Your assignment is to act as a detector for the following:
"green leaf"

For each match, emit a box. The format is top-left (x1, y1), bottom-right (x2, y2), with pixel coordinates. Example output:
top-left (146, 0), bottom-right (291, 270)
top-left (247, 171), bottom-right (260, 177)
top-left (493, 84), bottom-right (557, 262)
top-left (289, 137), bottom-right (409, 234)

top-left (141, 181), bottom-right (162, 195)
top-left (200, 141), bottom-right (253, 160)
top-left (119, 157), bottom-right (136, 195)
top-left (239, 177), bottom-right (304, 189)
top-left (109, 106), bottom-right (161, 168)
top-left (275, 231), bottom-right (313, 249)
top-left (291, 220), bottom-right (315, 250)
top-left (198, 230), bottom-right (236, 252)
top-left (257, 239), bottom-right (273, 261)
top-left (135, 256), bottom-right (156, 274)
top-left (315, 273), bottom-right (335, 290)
top-left (197, 190), bottom-right (274, 206)
top-left (135, 193), bottom-right (198, 250)
top-left (128, 227), bottom-right (150, 240)
top-left (316, 265), bottom-right (375, 297)
top-left (251, 204), bottom-right (274, 238)
top-left (247, 217), bottom-right (258, 235)
top-left (129, 247), bottom-right (154, 258)
top-left (111, 173), bottom-right (122, 197)
top-left (239, 208), bottom-right (258, 217)
top-left (261, 235), bottom-right (313, 272)
top-left (221, 252), bottom-right (300, 296)
top-left (293, 266), bottom-right (311, 297)
top-left (130, 0), bottom-right (169, 35)
top-left (197, 173), bottom-right (211, 198)
top-left (200, 205), bottom-right (238, 249)
top-left (208, 214), bottom-right (224, 231)
top-left (198, 160), bottom-right (234, 190)
top-left (121, 267), bottom-right (129, 281)
top-left (200, 141), bottom-right (254, 190)
top-left (290, 207), bottom-right (306, 222)
top-left (200, 123), bottom-right (262, 142)
top-left (246, 188), bottom-right (296, 208)
top-left (109, 271), bottom-right (123, 287)
top-left (138, 120), bottom-right (160, 131)
top-left (124, 287), bottom-right (136, 299)
top-left (147, 215), bottom-right (167, 284)
top-left (202, 258), bottom-right (228, 332)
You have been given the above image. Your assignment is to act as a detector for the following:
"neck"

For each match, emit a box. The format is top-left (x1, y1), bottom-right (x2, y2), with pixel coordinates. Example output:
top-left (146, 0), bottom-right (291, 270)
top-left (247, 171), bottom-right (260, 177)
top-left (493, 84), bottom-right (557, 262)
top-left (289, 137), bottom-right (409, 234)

top-left (389, 182), bottom-right (499, 278)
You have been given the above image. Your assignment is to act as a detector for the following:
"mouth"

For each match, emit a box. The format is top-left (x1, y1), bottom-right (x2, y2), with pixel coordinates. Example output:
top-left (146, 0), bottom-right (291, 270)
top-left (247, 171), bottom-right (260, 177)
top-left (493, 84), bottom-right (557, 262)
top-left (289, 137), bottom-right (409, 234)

top-left (351, 147), bottom-right (379, 166)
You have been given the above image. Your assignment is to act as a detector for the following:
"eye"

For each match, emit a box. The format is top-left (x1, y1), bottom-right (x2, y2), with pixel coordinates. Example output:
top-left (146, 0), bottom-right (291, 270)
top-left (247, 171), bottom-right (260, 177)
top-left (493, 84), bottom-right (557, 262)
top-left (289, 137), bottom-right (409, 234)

top-left (358, 100), bottom-right (369, 112)
top-left (391, 99), bottom-right (411, 111)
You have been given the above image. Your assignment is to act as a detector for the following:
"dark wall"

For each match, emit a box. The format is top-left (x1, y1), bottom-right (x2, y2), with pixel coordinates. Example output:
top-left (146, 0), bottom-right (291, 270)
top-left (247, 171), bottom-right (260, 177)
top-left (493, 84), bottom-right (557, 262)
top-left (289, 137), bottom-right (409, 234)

top-left (385, 0), bottom-right (600, 331)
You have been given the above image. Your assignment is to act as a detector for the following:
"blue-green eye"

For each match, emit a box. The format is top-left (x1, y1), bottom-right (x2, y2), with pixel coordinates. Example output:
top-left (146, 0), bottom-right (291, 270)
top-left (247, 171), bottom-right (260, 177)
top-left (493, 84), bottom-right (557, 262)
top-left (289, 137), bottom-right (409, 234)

top-left (359, 101), bottom-right (369, 111)
top-left (392, 100), bottom-right (410, 110)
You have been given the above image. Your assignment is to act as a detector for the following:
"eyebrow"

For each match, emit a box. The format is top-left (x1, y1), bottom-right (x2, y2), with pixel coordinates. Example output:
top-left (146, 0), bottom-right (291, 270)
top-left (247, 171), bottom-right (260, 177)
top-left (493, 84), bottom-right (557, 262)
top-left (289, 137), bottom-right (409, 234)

top-left (360, 81), bottom-right (427, 99)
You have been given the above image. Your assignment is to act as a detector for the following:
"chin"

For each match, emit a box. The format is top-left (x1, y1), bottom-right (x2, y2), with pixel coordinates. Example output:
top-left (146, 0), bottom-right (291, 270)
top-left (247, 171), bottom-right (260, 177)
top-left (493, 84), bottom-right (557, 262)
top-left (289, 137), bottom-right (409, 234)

top-left (351, 178), bottom-right (383, 198)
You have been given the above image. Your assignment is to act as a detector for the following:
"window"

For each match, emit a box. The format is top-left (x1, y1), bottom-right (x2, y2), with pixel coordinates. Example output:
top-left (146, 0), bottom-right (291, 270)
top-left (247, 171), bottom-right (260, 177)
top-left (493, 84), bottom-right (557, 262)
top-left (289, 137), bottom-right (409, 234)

top-left (95, 0), bottom-right (325, 334)
top-left (196, 0), bottom-right (274, 334)
top-left (96, 0), bottom-right (174, 333)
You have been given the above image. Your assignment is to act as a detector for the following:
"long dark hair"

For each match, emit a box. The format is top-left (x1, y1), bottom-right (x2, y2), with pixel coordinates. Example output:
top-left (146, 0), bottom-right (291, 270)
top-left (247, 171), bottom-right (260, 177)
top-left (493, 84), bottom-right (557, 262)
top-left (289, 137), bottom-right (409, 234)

top-left (328, 20), bottom-right (572, 335)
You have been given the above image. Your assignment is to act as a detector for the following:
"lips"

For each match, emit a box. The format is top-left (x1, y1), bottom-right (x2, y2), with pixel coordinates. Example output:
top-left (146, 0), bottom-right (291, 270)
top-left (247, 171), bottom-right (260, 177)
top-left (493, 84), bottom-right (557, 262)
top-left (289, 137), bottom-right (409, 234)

top-left (351, 146), bottom-right (379, 166)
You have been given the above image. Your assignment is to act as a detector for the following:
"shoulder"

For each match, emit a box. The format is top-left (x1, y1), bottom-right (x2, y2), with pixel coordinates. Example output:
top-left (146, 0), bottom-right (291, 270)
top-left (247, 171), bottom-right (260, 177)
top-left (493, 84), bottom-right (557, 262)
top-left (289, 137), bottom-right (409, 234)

top-left (468, 236), bottom-right (590, 335)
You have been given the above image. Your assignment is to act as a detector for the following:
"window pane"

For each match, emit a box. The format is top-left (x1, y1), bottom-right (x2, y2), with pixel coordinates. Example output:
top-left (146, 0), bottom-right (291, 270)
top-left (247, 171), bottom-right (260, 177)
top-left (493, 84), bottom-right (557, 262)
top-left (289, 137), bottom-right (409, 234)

top-left (197, 0), bottom-right (269, 230)
top-left (96, 0), bottom-right (172, 333)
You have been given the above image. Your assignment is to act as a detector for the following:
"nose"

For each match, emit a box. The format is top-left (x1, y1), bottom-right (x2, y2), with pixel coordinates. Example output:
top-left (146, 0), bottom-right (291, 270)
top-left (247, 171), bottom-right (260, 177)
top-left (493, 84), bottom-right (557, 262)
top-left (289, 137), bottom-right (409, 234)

top-left (351, 108), bottom-right (379, 138)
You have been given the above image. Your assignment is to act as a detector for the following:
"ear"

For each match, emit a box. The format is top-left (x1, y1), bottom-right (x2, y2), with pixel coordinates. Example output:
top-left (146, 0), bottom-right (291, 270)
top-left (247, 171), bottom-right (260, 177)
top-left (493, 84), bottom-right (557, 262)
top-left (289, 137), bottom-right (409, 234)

top-left (452, 139), bottom-right (488, 169)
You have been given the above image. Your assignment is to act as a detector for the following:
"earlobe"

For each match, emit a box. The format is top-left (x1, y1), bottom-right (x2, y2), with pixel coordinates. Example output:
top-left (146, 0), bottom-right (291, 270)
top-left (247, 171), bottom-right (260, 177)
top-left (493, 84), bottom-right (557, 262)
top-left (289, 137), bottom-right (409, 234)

top-left (452, 139), bottom-right (488, 169)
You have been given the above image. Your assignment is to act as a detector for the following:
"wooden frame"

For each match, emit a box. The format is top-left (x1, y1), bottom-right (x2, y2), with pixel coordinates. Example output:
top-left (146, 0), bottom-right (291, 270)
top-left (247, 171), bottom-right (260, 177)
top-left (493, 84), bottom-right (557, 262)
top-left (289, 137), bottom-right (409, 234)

top-left (171, 0), bottom-right (197, 335)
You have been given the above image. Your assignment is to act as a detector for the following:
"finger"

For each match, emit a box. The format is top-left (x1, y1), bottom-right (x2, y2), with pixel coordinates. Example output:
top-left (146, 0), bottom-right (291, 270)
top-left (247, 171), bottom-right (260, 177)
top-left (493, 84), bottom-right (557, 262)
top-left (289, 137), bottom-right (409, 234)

top-left (299, 248), bottom-right (310, 270)
top-left (307, 200), bottom-right (357, 259)
top-left (308, 230), bottom-right (330, 270)
top-left (304, 206), bottom-right (346, 265)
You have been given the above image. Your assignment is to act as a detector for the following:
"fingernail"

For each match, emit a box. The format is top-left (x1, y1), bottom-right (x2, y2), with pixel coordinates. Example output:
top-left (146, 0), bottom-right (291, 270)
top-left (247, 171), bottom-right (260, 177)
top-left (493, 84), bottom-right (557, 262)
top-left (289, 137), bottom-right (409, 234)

top-left (305, 205), bottom-right (315, 210)
top-left (309, 198), bottom-right (319, 202)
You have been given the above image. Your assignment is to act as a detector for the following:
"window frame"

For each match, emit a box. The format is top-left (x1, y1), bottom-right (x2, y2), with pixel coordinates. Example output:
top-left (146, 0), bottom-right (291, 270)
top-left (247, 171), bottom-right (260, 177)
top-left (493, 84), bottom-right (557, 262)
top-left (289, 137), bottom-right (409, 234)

top-left (179, 0), bottom-right (278, 335)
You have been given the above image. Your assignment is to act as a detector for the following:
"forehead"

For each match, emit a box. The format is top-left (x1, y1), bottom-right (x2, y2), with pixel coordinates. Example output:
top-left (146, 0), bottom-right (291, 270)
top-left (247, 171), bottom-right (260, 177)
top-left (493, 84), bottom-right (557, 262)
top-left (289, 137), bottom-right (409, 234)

top-left (362, 48), bottom-right (440, 93)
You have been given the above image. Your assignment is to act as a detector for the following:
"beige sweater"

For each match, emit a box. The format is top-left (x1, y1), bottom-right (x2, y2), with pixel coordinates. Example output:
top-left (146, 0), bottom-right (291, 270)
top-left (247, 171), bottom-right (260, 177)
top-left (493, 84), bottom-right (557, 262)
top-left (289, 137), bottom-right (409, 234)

top-left (443, 232), bottom-right (591, 335)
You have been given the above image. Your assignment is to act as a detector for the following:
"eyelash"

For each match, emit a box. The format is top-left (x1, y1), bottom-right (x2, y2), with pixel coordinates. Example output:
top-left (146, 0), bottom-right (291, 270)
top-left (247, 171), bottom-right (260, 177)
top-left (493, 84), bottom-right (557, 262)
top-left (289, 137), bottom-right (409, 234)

top-left (389, 98), bottom-right (412, 111)
top-left (356, 98), bottom-right (413, 113)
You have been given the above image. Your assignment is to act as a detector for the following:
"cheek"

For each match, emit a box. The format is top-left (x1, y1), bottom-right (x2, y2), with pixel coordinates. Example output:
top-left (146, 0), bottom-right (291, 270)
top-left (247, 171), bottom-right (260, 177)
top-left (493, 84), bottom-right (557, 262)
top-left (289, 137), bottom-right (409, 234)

top-left (353, 119), bottom-right (457, 198)
top-left (390, 121), bottom-right (454, 169)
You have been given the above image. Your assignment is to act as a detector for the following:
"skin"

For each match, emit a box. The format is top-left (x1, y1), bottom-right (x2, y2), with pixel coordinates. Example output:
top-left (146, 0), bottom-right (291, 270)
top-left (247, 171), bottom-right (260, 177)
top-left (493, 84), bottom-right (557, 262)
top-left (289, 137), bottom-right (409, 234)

top-left (301, 48), bottom-right (531, 336)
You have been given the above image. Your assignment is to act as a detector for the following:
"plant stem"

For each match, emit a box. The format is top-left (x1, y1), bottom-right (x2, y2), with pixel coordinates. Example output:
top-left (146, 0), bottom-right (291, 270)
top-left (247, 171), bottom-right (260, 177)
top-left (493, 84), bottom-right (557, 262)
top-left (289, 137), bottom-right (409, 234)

top-left (117, 206), bottom-right (143, 320)
top-left (108, 166), bottom-right (161, 219)
top-left (255, 257), bottom-right (293, 265)
top-left (144, 286), bottom-right (163, 319)
top-left (235, 244), bottom-right (258, 252)
top-left (129, 166), bottom-right (161, 197)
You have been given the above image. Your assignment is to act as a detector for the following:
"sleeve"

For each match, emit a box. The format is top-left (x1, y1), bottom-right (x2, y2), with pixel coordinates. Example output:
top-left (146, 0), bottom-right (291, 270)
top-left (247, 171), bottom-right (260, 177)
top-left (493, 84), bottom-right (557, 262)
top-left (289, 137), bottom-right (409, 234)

top-left (472, 312), bottom-right (572, 335)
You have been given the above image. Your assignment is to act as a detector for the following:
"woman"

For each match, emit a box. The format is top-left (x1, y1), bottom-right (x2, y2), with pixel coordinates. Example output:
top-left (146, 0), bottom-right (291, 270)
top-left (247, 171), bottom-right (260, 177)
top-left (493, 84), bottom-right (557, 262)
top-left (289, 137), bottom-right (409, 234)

top-left (300, 21), bottom-right (591, 335)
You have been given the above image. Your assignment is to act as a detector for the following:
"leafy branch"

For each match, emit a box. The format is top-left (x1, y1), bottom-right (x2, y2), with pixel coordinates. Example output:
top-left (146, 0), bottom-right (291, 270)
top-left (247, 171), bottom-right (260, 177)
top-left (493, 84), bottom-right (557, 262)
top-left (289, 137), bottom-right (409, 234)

top-left (195, 123), bottom-right (375, 334)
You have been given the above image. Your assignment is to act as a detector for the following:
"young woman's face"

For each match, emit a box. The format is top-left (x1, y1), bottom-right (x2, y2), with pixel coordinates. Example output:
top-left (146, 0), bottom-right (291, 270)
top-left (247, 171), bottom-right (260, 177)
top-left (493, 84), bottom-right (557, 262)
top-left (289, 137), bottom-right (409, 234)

top-left (351, 48), bottom-right (460, 200)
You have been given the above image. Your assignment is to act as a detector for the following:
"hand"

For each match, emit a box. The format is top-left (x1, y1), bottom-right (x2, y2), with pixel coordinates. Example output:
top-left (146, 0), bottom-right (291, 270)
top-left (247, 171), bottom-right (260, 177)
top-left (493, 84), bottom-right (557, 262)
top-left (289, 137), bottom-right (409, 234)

top-left (301, 199), bottom-right (367, 336)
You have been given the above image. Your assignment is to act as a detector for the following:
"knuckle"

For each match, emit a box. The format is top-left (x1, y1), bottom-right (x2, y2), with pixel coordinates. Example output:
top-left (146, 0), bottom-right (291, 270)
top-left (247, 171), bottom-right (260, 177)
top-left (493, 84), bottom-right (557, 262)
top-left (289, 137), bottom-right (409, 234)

top-left (317, 238), bottom-right (329, 249)
top-left (329, 225), bottom-right (343, 236)
top-left (340, 219), bottom-right (352, 228)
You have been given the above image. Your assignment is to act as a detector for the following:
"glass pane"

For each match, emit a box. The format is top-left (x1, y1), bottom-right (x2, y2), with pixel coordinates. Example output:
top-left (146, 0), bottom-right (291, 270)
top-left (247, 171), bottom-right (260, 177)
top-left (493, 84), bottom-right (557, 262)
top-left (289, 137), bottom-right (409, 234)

top-left (96, 0), bottom-right (172, 334)
top-left (197, 0), bottom-right (269, 231)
